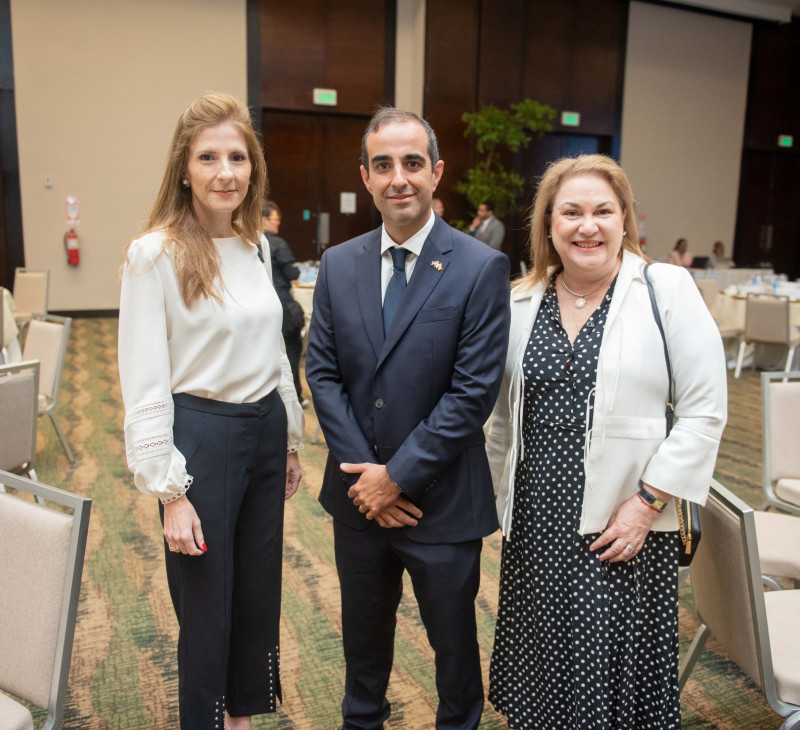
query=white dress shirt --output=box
[119,230,304,502]
[380,210,435,302]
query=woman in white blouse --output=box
[118,94,303,730]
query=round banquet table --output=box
[713,292,800,371]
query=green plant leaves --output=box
[457,99,556,222]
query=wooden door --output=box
[734,151,800,278]
[262,111,380,262]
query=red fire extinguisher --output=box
[64,228,80,266]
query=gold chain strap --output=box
[675,496,692,555]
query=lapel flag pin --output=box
[431,260,443,271]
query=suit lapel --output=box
[377,222,452,369]
[355,232,385,360]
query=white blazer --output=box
[487,250,727,539]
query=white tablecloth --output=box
[696,268,774,290]
[291,283,315,355]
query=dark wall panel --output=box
[734,17,800,278]
[424,0,628,270]
[261,0,387,115]
[477,0,525,105]
[0,0,22,288]
[522,0,627,136]
[423,0,480,227]
[743,17,800,152]
[735,151,800,275]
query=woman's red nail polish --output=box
[202,543,208,552]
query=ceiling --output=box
[668,0,800,22]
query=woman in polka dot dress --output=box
[486,155,727,729]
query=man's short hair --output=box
[481,201,495,213]
[262,201,280,218]
[361,107,440,171]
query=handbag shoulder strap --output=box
[643,263,675,436]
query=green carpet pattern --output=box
[13,317,786,728]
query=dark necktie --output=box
[383,247,410,333]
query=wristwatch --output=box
[638,485,667,513]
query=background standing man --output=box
[262,201,306,405]
[468,201,505,250]
[306,108,510,730]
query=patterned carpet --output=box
[15,317,786,728]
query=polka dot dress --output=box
[489,277,681,730]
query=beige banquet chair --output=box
[755,510,800,590]
[0,360,40,481]
[734,294,800,378]
[695,277,718,310]
[761,371,800,516]
[12,268,49,326]
[695,277,742,342]
[0,469,91,730]
[22,314,75,464]
[678,480,800,730]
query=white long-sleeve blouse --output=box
[118,230,304,502]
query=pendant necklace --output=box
[561,277,603,309]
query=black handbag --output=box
[643,264,702,567]
[257,242,306,334]
[282,299,306,335]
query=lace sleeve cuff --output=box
[125,422,193,502]
[160,475,194,504]
[285,398,305,453]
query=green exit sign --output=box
[778,135,793,148]
[561,111,581,127]
[313,88,337,106]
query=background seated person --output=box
[667,238,693,268]
[707,241,735,269]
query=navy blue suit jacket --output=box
[306,216,510,544]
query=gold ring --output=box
[358,505,367,513]
[168,542,181,552]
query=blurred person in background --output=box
[262,200,307,404]
[667,237,693,267]
[468,201,505,250]
[707,240,735,269]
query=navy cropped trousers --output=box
[160,390,287,729]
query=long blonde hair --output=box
[520,154,644,290]
[125,93,268,306]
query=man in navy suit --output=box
[306,108,510,730]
